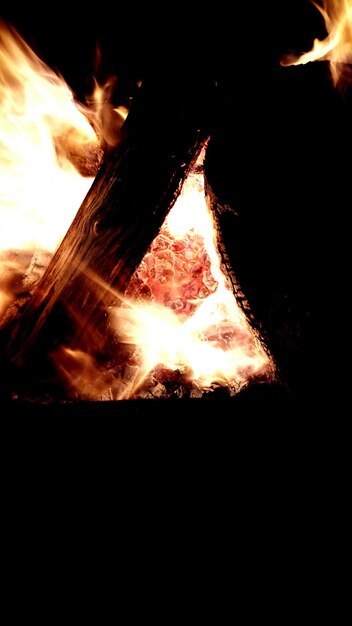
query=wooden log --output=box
[5,75,217,377]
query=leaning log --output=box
[5,76,217,384]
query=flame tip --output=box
[282,0,352,86]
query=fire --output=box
[281,0,352,85]
[100,160,272,399]
[53,161,273,401]
[0,21,100,251]
[0,21,275,401]
[0,21,101,321]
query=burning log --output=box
[4,76,218,395]
[0,18,276,403]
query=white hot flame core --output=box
[111,164,273,396]
[0,22,97,253]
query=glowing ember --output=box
[107,158,274,399]
[281,0,352,85]
[52,161,274,401]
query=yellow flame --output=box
[281,0,352,85]
[0,21,99,253]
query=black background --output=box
[1,1,349,411]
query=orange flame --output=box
[281,0,352,85]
